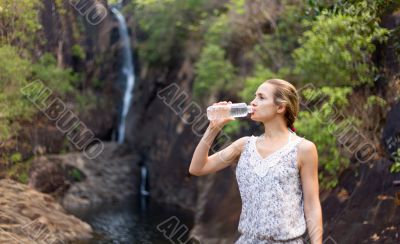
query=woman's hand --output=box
[208,101,235,130]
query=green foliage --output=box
[129,0,206,65]
[0,45,35,141]
[123,0,395,192]
[75,90,97,112]
[10,152,22,163]
[389,26,400,66]
[293,1,389,87]
[108,0,120,4]
[390,148,400,173]
[296,86,355,189]
[32,53,80,95]
[364,95,386,110]
[134,0,175,5]
[223,120,250,138]
[228,0,246,15]
[0,47,80,141]
[6,159,31,184]
[17,172,29,184]
[71,44,86,61]
[0,45,31,87]
[0,0,42,48]
[251,3,306,71]
[92,78,104,90]
[204,14,231,47]
[193,44,234,101]
[239,65,276,102]
[68,168,83,182]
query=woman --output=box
[189,79,323,244]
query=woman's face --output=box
[250,83,281,122]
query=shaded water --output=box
[80,197,194,243]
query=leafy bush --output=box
[0,0,42,48]
[293,1,389,87]
[0,47,80,141]
[68,168,84,182]
[193,44,234,101]
[390,148,400,174]
[296,86,355,189]
[32,53,79,95]
[6,159,31,184]
[0,45,35,140]
[250,3,306,71]
[203,14,231,47]
[71,44,86,61]
[128,0,206,66]
[239,65,276,102]
[10,153,22,163]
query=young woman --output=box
[189,79,323,244]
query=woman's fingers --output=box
[211,100,233,106]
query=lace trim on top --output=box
[249,133,304,177]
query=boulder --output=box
[0,179,92,243]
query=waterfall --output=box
[111,2,150,210]
[140,166,150,196]
[111,6,135,144]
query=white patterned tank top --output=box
[235,131,306,243]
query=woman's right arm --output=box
[188,102,248,176]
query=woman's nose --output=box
[250,100,257,107]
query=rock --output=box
[189,168,241,243]
[382,101,400,156]
[29,157,71,194]
[28,142,140,214]
[0,179,92,243]
[322,160,400,243]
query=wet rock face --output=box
[322,160,400,243]
[382,102,400,156]
[190,168,241,244]
[123,54,201,211]
[0,179,92,243]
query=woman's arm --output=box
[299,140,323,244]
[188,124,248,176]
[189,101,248,176]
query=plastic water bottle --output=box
[207,103,253,120]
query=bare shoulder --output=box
[228,136,251,165]
[298,138,317,155]
[232,136,251,152]
[297,138,318,168]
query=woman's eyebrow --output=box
[255,92,265,96]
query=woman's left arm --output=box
[298,140,323,244]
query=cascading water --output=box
[140,166,150,196]
[111,0,150,203]
[111,6,135,144]
[82,3,193,243]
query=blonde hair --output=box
[264,79,299,130]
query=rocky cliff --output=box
[124,2,400,243]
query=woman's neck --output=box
[262,120,290,140]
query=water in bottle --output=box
[207,102,253,120]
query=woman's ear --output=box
[276,103,286,114]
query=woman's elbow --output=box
[189,170,199,176]
[188,168,203,176]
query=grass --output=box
[6,159,32,184]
